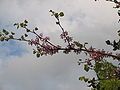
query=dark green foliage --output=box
[98,79,120,90]
[94,60,118,80]
[84,64,90,72]
[93,60,120,90]
[26,29,30,32]
[80,60,120,90]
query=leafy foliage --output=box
[98,79,120,90]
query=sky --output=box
[0,0,119,90]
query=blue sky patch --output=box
[0,40,27,59]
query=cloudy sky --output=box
[0,0,119,90]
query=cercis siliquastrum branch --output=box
[95,0,120,8]
[0,11,120,60]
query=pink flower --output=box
[35,37,39,43]
[29,38,39,46]
[60,31,68,39]
[66,36,72,42]
[63,31,68,36]
[44,36,50,41]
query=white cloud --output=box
[0,0,119,90]
[0,53,90,90]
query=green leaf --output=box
[2,29,9,35]
[24,34,28,37]
[11,32,15,35]
[35,27,38,30]
[84,64,89,72]
[2,29,6,33]
[79,76,85,81]
[14,23,19,29]
[118,10,120,16]
[20,23,24,27]
[14,23,18,26]
[0,37,4,41]
[84,78,88,82]
[118,33,120,36]
[49,10,52,12]
[33,50,36,54]
[26,29,30,32]
[17,25,19,29]
[0,33,2,37]
[118,40,120,49]
[36,53,40,58]
[79,76,89,82]
[59,12,64,17]
[24,20,28,23]
[54,13,59,18]
[21,35,25,40]
[74,41,83,48]
[9,35,13,39]
[106,40,111,45]
[56,22,59,24]
[5,38,9,41]
[24,24,27,27]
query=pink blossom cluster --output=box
[28,33,50,46]
[37,44,60,56]
[28,33,61,56]
[89,51,103,60]
[60,31,72,42]
[88,47,112,60]
[28,37,39,46]
[39,33,50,42]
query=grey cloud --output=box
[0,0,118,90]
[0,53,89,90]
